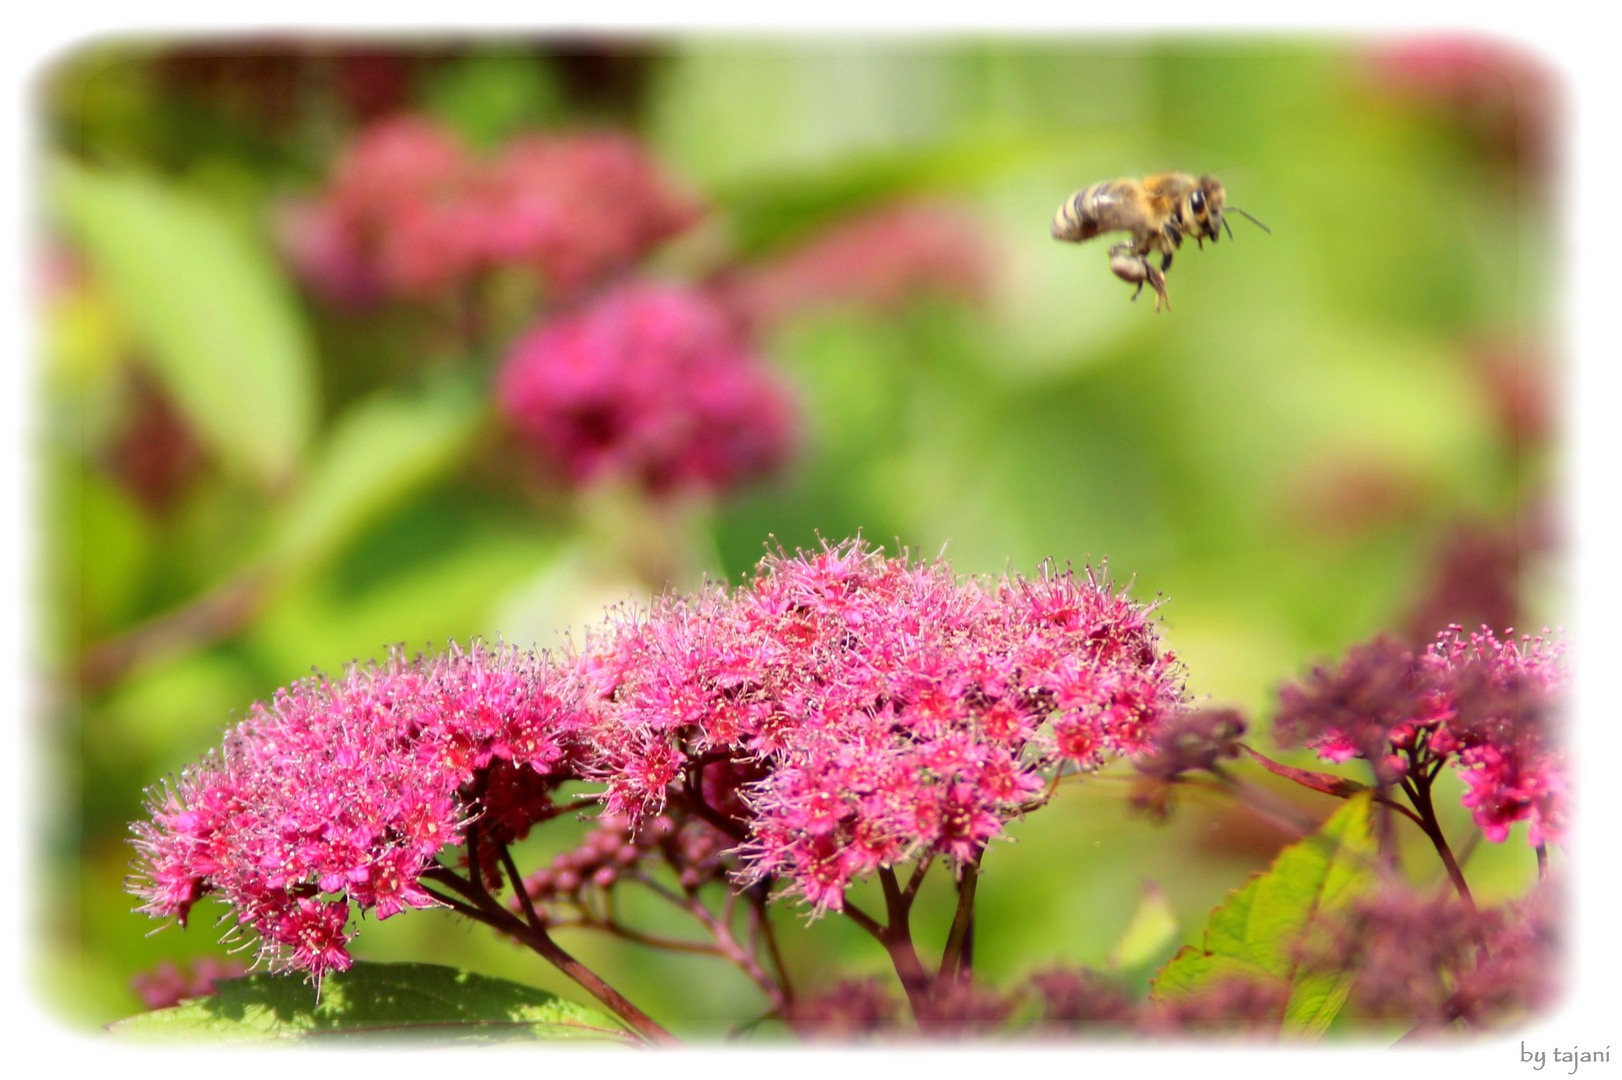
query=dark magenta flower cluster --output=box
[130,540,1185,975]
[1274,626,1567,847]
[495,283,798,496]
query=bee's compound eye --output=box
[1190,190,1206,214]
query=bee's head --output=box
[1181,175,1227,244]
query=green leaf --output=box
[1151,793,1376,1038]
[107,961,635,1045]
[1107,881,1179,971]
[711,132,1066,257]
[50,159,317,487]
[422,50,564,150]
[266,384,484,574]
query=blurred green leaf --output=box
[713,132,1065,257]
[50,159,317,487]
[1150,794,1376,1037]
[250,528,561,682]
[107,961,634,1045]
[99,651,257,776]
[55,462,153,645]
[267,384,484,574]
[423,50,565,150]
[1107,881,1179,971]
[652,46,961,191]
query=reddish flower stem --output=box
[591,919,726,956]
[902,857,932,904]
[422,844,678,1046]
[498,843,545,932]
[1227,749,1429,831]
[749,889,795,1006]
[1402,773,1477,914]
[935,853,981,989]
[620,872,786,1009]
[844,873,935,1029]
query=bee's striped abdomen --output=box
[1050,181,1137,243]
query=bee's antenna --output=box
[1221,218,1234,241]
[1226,207,1271,234]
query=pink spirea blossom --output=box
[1425,629,1567,845]
[131,542,1182,966]
[276,115,700,305]
[581,539,1184,914]
[1275,626,1567,847]
[496,282,798,496]
[129,643,592,977]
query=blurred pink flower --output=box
[276,115,700,306]
[1368,35,1558,176]
[1305,875,1560,1027]
[496,282,798,496]
[481,132,703,294]
[270,198,388,309]
[130,957,247,1011]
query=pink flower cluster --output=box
[130,643,592,975]
[582,540,1185,913]
[131,541,1183,972]
[495,283,798,495]
[1430,629,1567,845]
[1275,626,1567,846]
[276,115,701,305]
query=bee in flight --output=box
[1051,173,1269,311]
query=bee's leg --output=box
[1145,261,1170,312]
[1160,250,1174,272]
[1110,252,1170,310]
[1109,251,1151,300]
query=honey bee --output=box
[1051,173,1269,311]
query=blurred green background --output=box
[37,36,1560,1034]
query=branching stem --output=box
[844,870,935,1028]
[423,850,677,1045]
[1405,773,1476,914]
